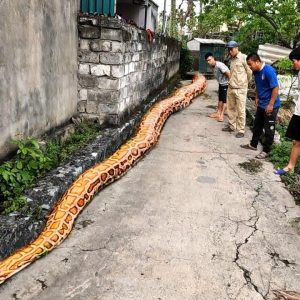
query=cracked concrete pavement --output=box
[0,79,300,300]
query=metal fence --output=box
[80,0,115,15]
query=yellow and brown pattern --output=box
[273,290,300,300]
[0,74,207,284]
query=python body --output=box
[0,74,207,284]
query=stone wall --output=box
[0,1,79,160]
[77,16,181,126]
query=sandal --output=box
[274,168,294,175]
[218,117,224,122]
[255,151,268,159]
[240,144,257,151]
[208,112,219,119]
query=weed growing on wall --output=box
[0,139,52,214]
[59,122,100,162]
[0,121,101,214]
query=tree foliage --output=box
[173,0,300,52]
[180,37,194,75]
[198,0,300,50]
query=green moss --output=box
[238,159,263,174]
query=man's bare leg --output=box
[284,140,300,172]
[209,101,222,119]
[218,102,226,122]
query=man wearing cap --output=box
[222,41,252,138]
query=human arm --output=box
[246,63,252,82]
[255,94,259,107]
[265,86,279,113]
[265,67,280,113]
[224,70,230,78]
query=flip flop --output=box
[274,168,293,175]
[256,151,268,159]
[208,113,219,118]
[274,169,288,175]
[218,117,224,122]
[240,144,257,150]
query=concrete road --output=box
[1,80,300,300]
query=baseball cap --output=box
[226,41,239,48]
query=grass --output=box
[44,121,102,166]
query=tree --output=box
[176,0,197,34]
[194,0,300,51]
[170,0,178,38]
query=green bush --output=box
[0,139,52,200]
[274,57,293,75]
[269,124,300,174]
[0,121,101,214]
[180,47,194,76]
[269,139,292,168]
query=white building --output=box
[116,0,158,31]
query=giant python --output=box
[0,74,207,284]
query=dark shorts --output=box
[286,114,300,141]
[218,85,228,103]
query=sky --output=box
[154,0,183,13]
[153,0,200,14]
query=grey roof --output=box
[149,0,159,7]
[194,38,226,45]
[150,0,158,7]
[257,43,292,64]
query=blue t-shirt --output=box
[254,64,280,109]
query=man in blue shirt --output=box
[241,53,280,158]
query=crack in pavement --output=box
[211,148,269,298]
[262,233,297,268]
[269,252,296,267]
[217,150,298,298]
[79,246,108,252]
[36,278,48,290]
[218,154,269,298]
[232,183,269,299]
[219,154,252,187]
[78,233,115,253]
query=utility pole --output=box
[170,0,177,38]
[162,0,167,34]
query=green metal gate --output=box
[199,44,226,74]
[80,0,115,15]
